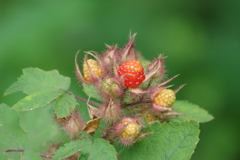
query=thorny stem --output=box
[122,100,152,108]
[1,149,54,159]
[64,90,152,108]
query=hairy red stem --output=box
[2,149,53,159]
[122,100,152,108]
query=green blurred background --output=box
[0,0,239,159]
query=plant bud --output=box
[99,77,123,99]
[147,56,165,79]
[99,100,121,122]
[54,114,67,127]
[63,110,85,139]
[102,45,118,67]
[119,33,138,62]
[115,117,142,146]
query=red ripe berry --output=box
[118,59,145,88]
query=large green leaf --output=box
[52,139,91,160]
[82,138,117,160]
[54,93,76,118]
[12,88,63,111]
[22,149,42,160]
[53,138,117,160]
[118,121,200,160]
[4,68,70,96]
[0,104,28,154]
[20,103,68,153]
[173,100,214,123]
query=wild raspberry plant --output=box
[0,33,213,160]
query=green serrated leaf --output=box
[118,121,200,160]
[20,103,68,153]
[22,149,42,160]
[54,93,76,118]
[83,138,117,160]
[53,138,117,160]
[173,100,214,123]
[4,68,70,96]
[82,83,102,101]
[52,139,91,160]
[12,88,63,111]
[0,104,28,150]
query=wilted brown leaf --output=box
[83,118,100,135]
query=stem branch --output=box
[2,149,53,159]
[122,100,152,108]
[63,90,151,108]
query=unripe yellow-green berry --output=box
[103,78,119,93]
[99,100,121,122]
[144,112,159,122]
[153,89,176,107]
[83,59,102,82]
[120,121,140,138]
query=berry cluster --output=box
[73,33,184,146]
